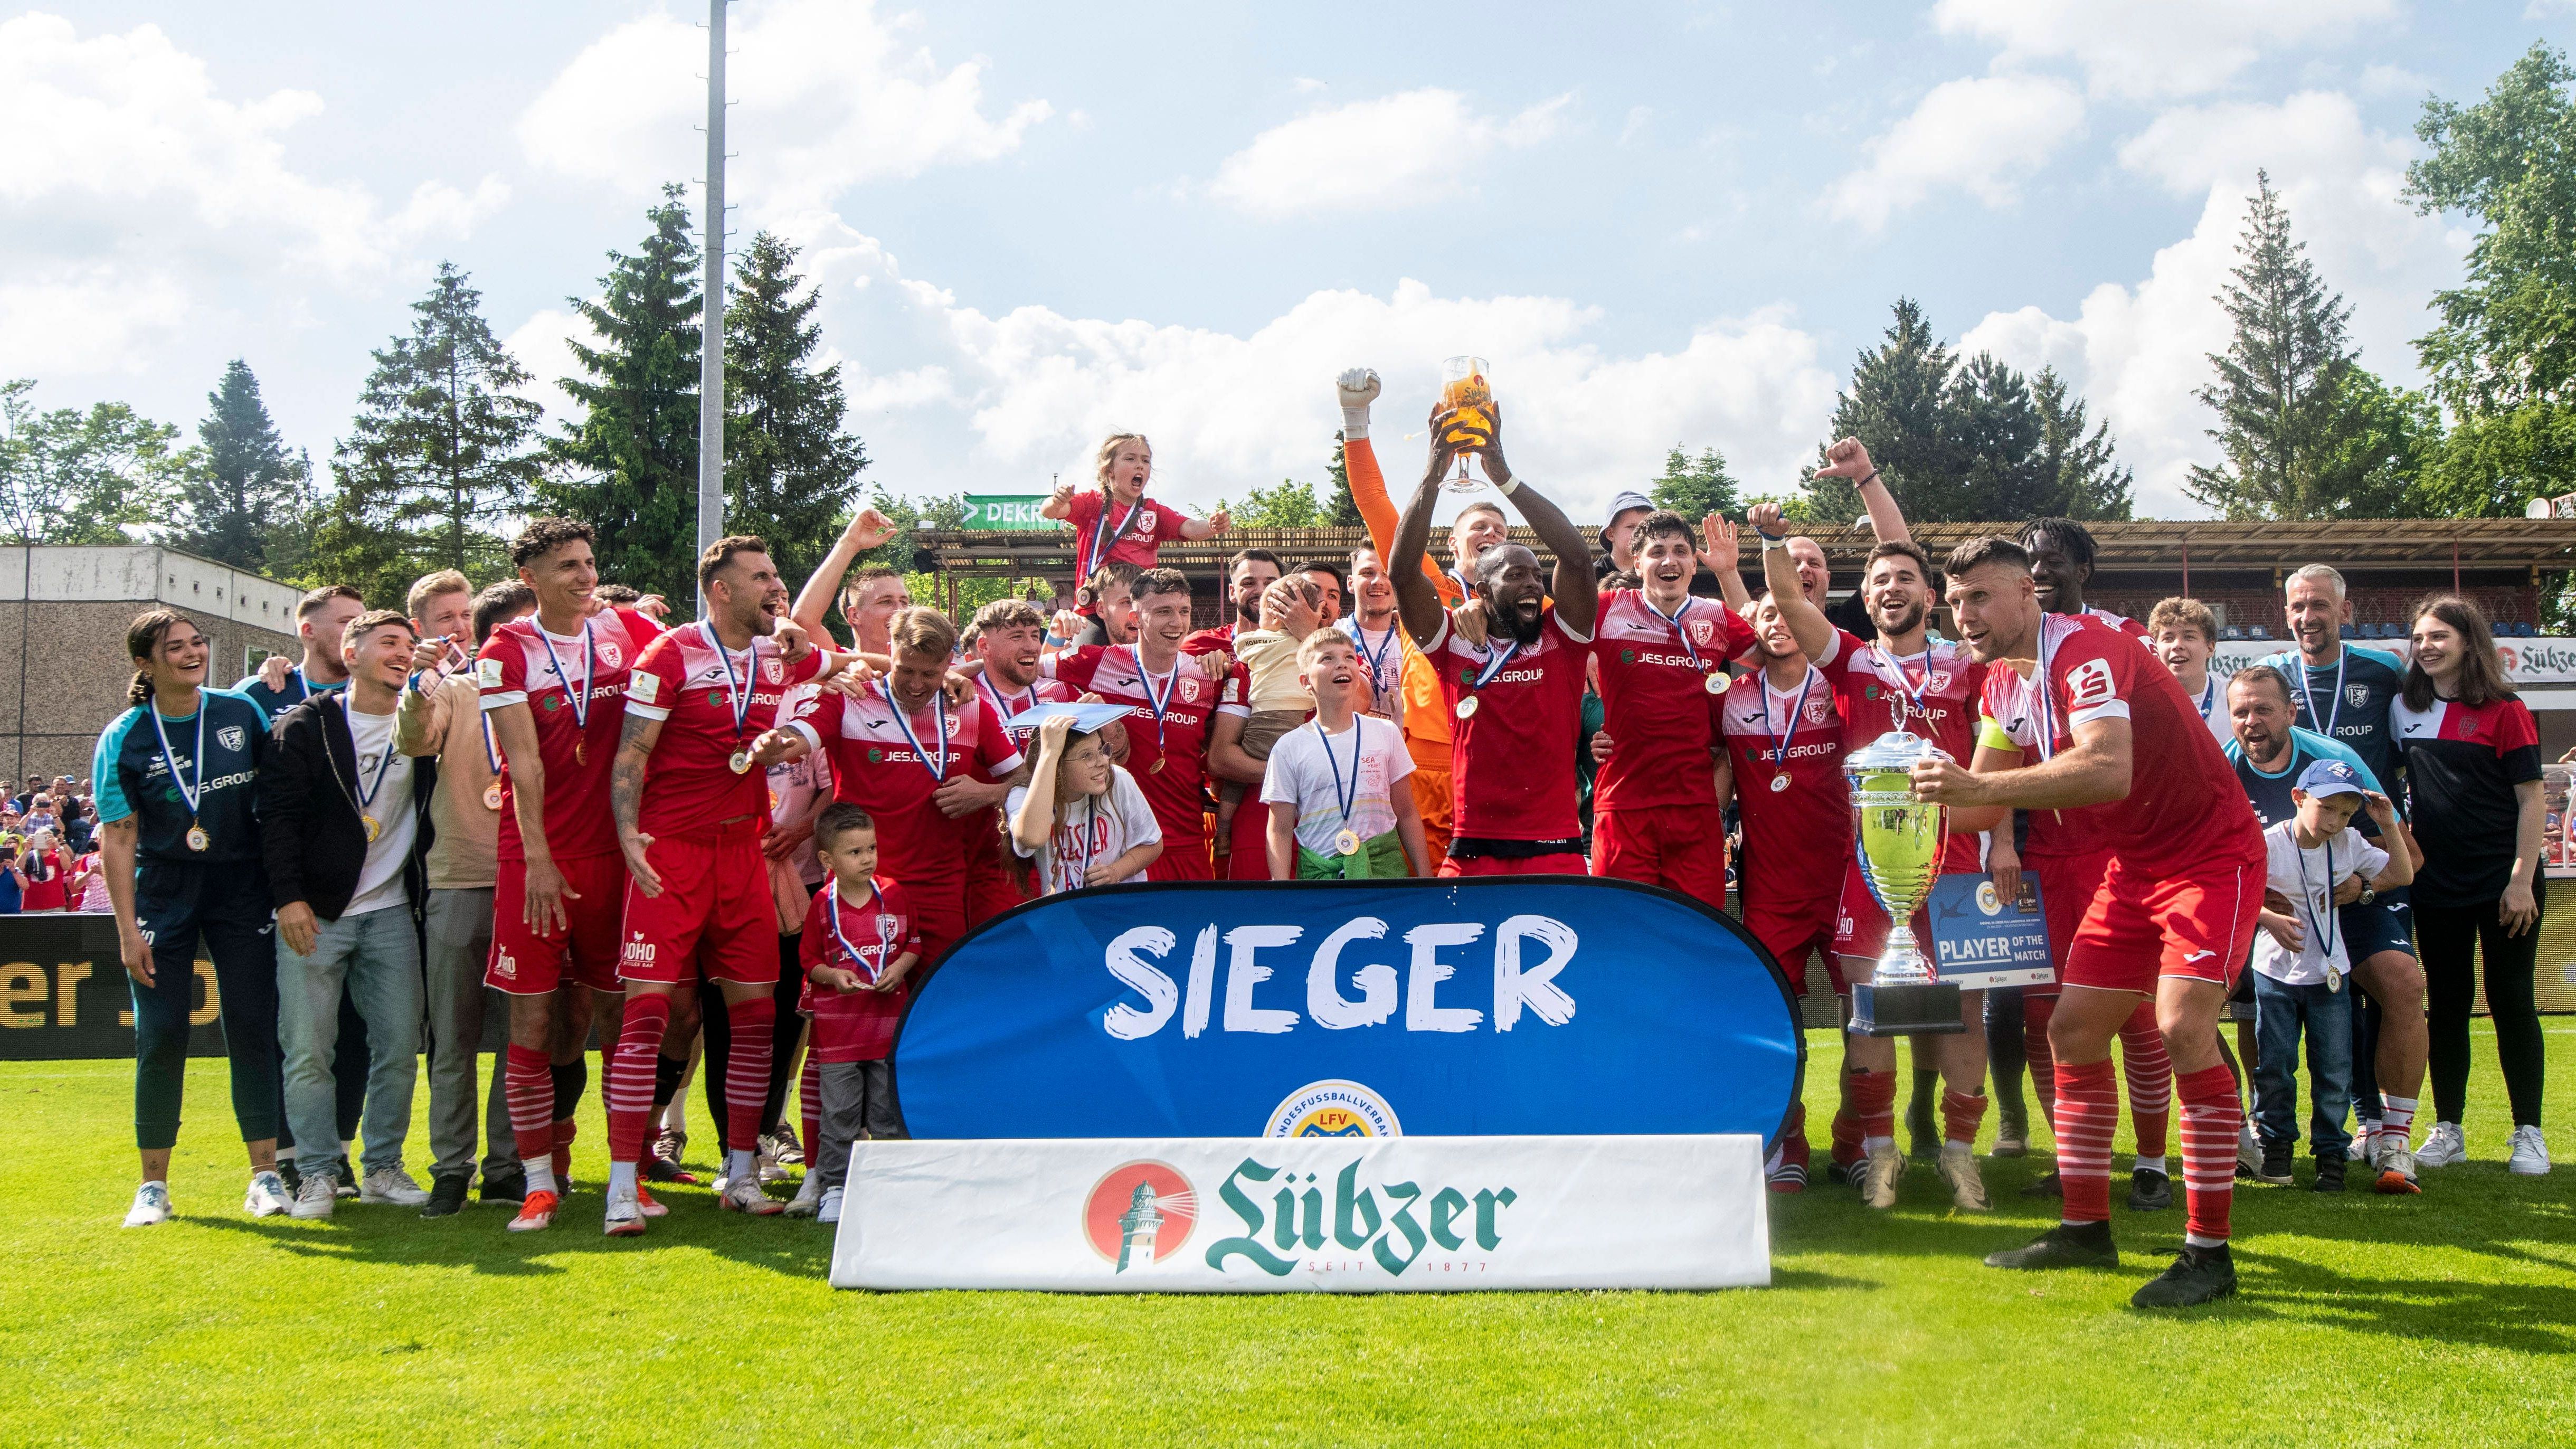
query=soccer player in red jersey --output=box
[1042,569,1247,880]
[766,606,1024,969]
[961,598,1087,919]
[1388,400,1598,877]
[1588,510,1755,907]
[477,518,666,1233]
[1715,592,1850,1187]
[2022,517,2152,641]
[600,536,831,1234]
[1183,549,1283,656]
[1756,511,1995,1211]
[1914,536,2266,1308]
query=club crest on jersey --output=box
[1803,698,1831,724]
[1135,509,1158,536]
[1178,678,1200,703]
[1690,618,1716,645]
[1929,673,1951,691]
[217,726,246,752]
[2345,684,2370,707]
[763,659,785,685]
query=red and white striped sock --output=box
[1779,1102,1811,1169]
[2053,1057,2118,1225]
[1851,1070,1898,1152]
[605,994,670,1167]
[2119,1001,2173,1169]
[725,996,777,1156]
[504,1043,557,1192]
[1942,1090,1988,1151]
[800,1054,823,1170]
[2177,1063,2240,1245]
[2378,1093,2417,1149]
[2025,993,2060,1133]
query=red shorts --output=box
[486,851,627,996]
[2025,848,2114,999]
[908,874,971,970]
[1831,858,1938,967]
[1438,851,1589,878]
[617,827,775,987]
[1589,804,1728,908]
[1146,831,1213,882]
[965,840,1029,924]
[1224,794,1271,882]
[1746,896,1842,997]
[2063,854,2263,996]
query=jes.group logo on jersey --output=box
[1266,1079,1401,1138]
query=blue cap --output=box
[1001,700,1137,737]
[2296,759,2366,800]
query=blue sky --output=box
[5,1,2571,527]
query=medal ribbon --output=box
[1765,668,1819,769]
[148,700,207,820]
[1060,798,1101,893]
[537,621,597,731]
[2300,651,2347,742]
[1347,620,1400,697]
[1469,638,1523,692]
[2295,836,2340,968]
[1874,643,1934,727]
[2199,673,2218,725]
[977,673,1036,727]
[351,714,397,819]
[701,622,760,746]
[878,679,950,782]
[827,880,894,983]
[1127,645,1176,754]
[481,712,501,775]
[2033,617,2062,762]
[1315,719,1363,832]
[1088,496,1141,576]
[1643,595,1703,672]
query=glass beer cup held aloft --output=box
[1439,355,1495,494]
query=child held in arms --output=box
[788,804,921,1227]
[1261,629,1431,880]
[2249,761,2415,1194]
[1008,707,1164,896]
[1039,433,1230,589]
[1212,576,1330,854]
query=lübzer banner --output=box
[891,878,1806,1145]
[829,1134,1772,1292]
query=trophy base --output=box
[1849,981,1965,1038]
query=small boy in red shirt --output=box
[785,803,920,1226]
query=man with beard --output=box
[1389,399,1597,877]
[1757,515,1993,1211]
[1062,561,1142,650]
[1185,549,1284,655]
[2257,564,2427,1189]
[1766,439,1914,639]
[1916,537,2264,1309]
[601,537,831,1234]
[1297,560,1347,628]
[964,598,1090,920]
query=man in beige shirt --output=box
[396,573,537,1217]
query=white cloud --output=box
[1961,91,2469,516]
[1208,89,1573,217]
[500,308,595,431]
[0,13,503,380]
[1931,0,2404,100]
[518,0,1050,212]
[1823,75,2085,231]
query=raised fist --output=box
[1747,501,1785,535]
[1817,437,1875,481]
[1337,368,1382,410]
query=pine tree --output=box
[1816,299,1958,522]
[171,360,309,572]
[2030,367,2135,520]
[538,185,704,603]
[2186,172,2380,519]
[1326,433,1361,526]
[1647,446,1741,518]
[324,262,542,599]
[723,232,869,593]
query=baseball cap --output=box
[2296,759,2366,800]
[1604,491,1654,527]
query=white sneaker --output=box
[2346,1134,2369,1161]
[359,1166,430,1206]
[2417,1122,2467,1168]
[1859,1141,1906,1210]
[291,1174,336,1219]
[124,1181,171,1227]
[2507,1125,2551,1176]
[602,1181,646,1238]
[1936,1144,1991,1211]
[2237,1122,2262,1176]
[243,1170,291,1218]
[818,1186,844,1225]
[719,1175,784,1216]
[784,1171,824,1218]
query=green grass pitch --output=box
[6,1025,2571,1446]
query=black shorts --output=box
[2337,886,2416,964]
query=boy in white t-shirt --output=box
[1007,706,1163,895]
[1261,630,1430,880]
[2249,760,2414,1192]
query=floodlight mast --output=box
[695,0,728,614]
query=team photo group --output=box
[94,364,2553,1314]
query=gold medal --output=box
[1455,696,1480,719]
[185,824,210,852]
[1768,772,1790,793]
[362,815,381,844]
[574,740,587,766]
[482,780,504,811]
[728,751,753,775]
[1333,828,1362,857]
[1148,756,1166,775]
[1704,673,1725,695]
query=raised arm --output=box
[1478,403,1595,637]
[1340,368,1462,608]
[1815,437,1908,545]
[1390,428,1457,647]
[1750,500,1834,660]
[1702,514,1752,612]
[790,506,898,645]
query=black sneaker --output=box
[2257,1139,2294,1186]
[2312,1156,2346,1193]
[479,1166,527,1206]
[2128,1167,2173,1211]
[421,1171,471,1219]
[1906,1082,1940,1161]
[333,1156,359,1199]
[279,1157,303,1195]
[2131,1243,2237,1308]
[1984,1220,2119,1271]
[2020,1169,2064,1199]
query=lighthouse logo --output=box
[1083,1160,1197,1272]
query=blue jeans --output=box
[278,905,422,1179]
[2253,970,2355,1159]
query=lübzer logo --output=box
[217,726,247,752]
[1084,1160,1196,1272]
[1266,1079,1402,1139]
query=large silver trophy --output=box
[1844,730,1964,1037]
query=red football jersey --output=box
[622,622,830,838]
[2079,605,2154,645]
[476,607,664,862]
[790,684,1025,886]
[797,876,920,1062]
[1818,629,1986,870]
[971,672,1081,736]
[1041,645,1246,845]
[1066,490,1192,580]
[1719,665,1851,908]
[1590,588,1755,812]
[1980,611,2261,874]
[1425,607,1592,842]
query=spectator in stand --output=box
[73,843,111,913]
[62,795,96,854]
[0,845,19,913]
[2394,595,2552,1177]
[18,830,70,912]
[23,794,58,836]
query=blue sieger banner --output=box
[892,877,1806,1145]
